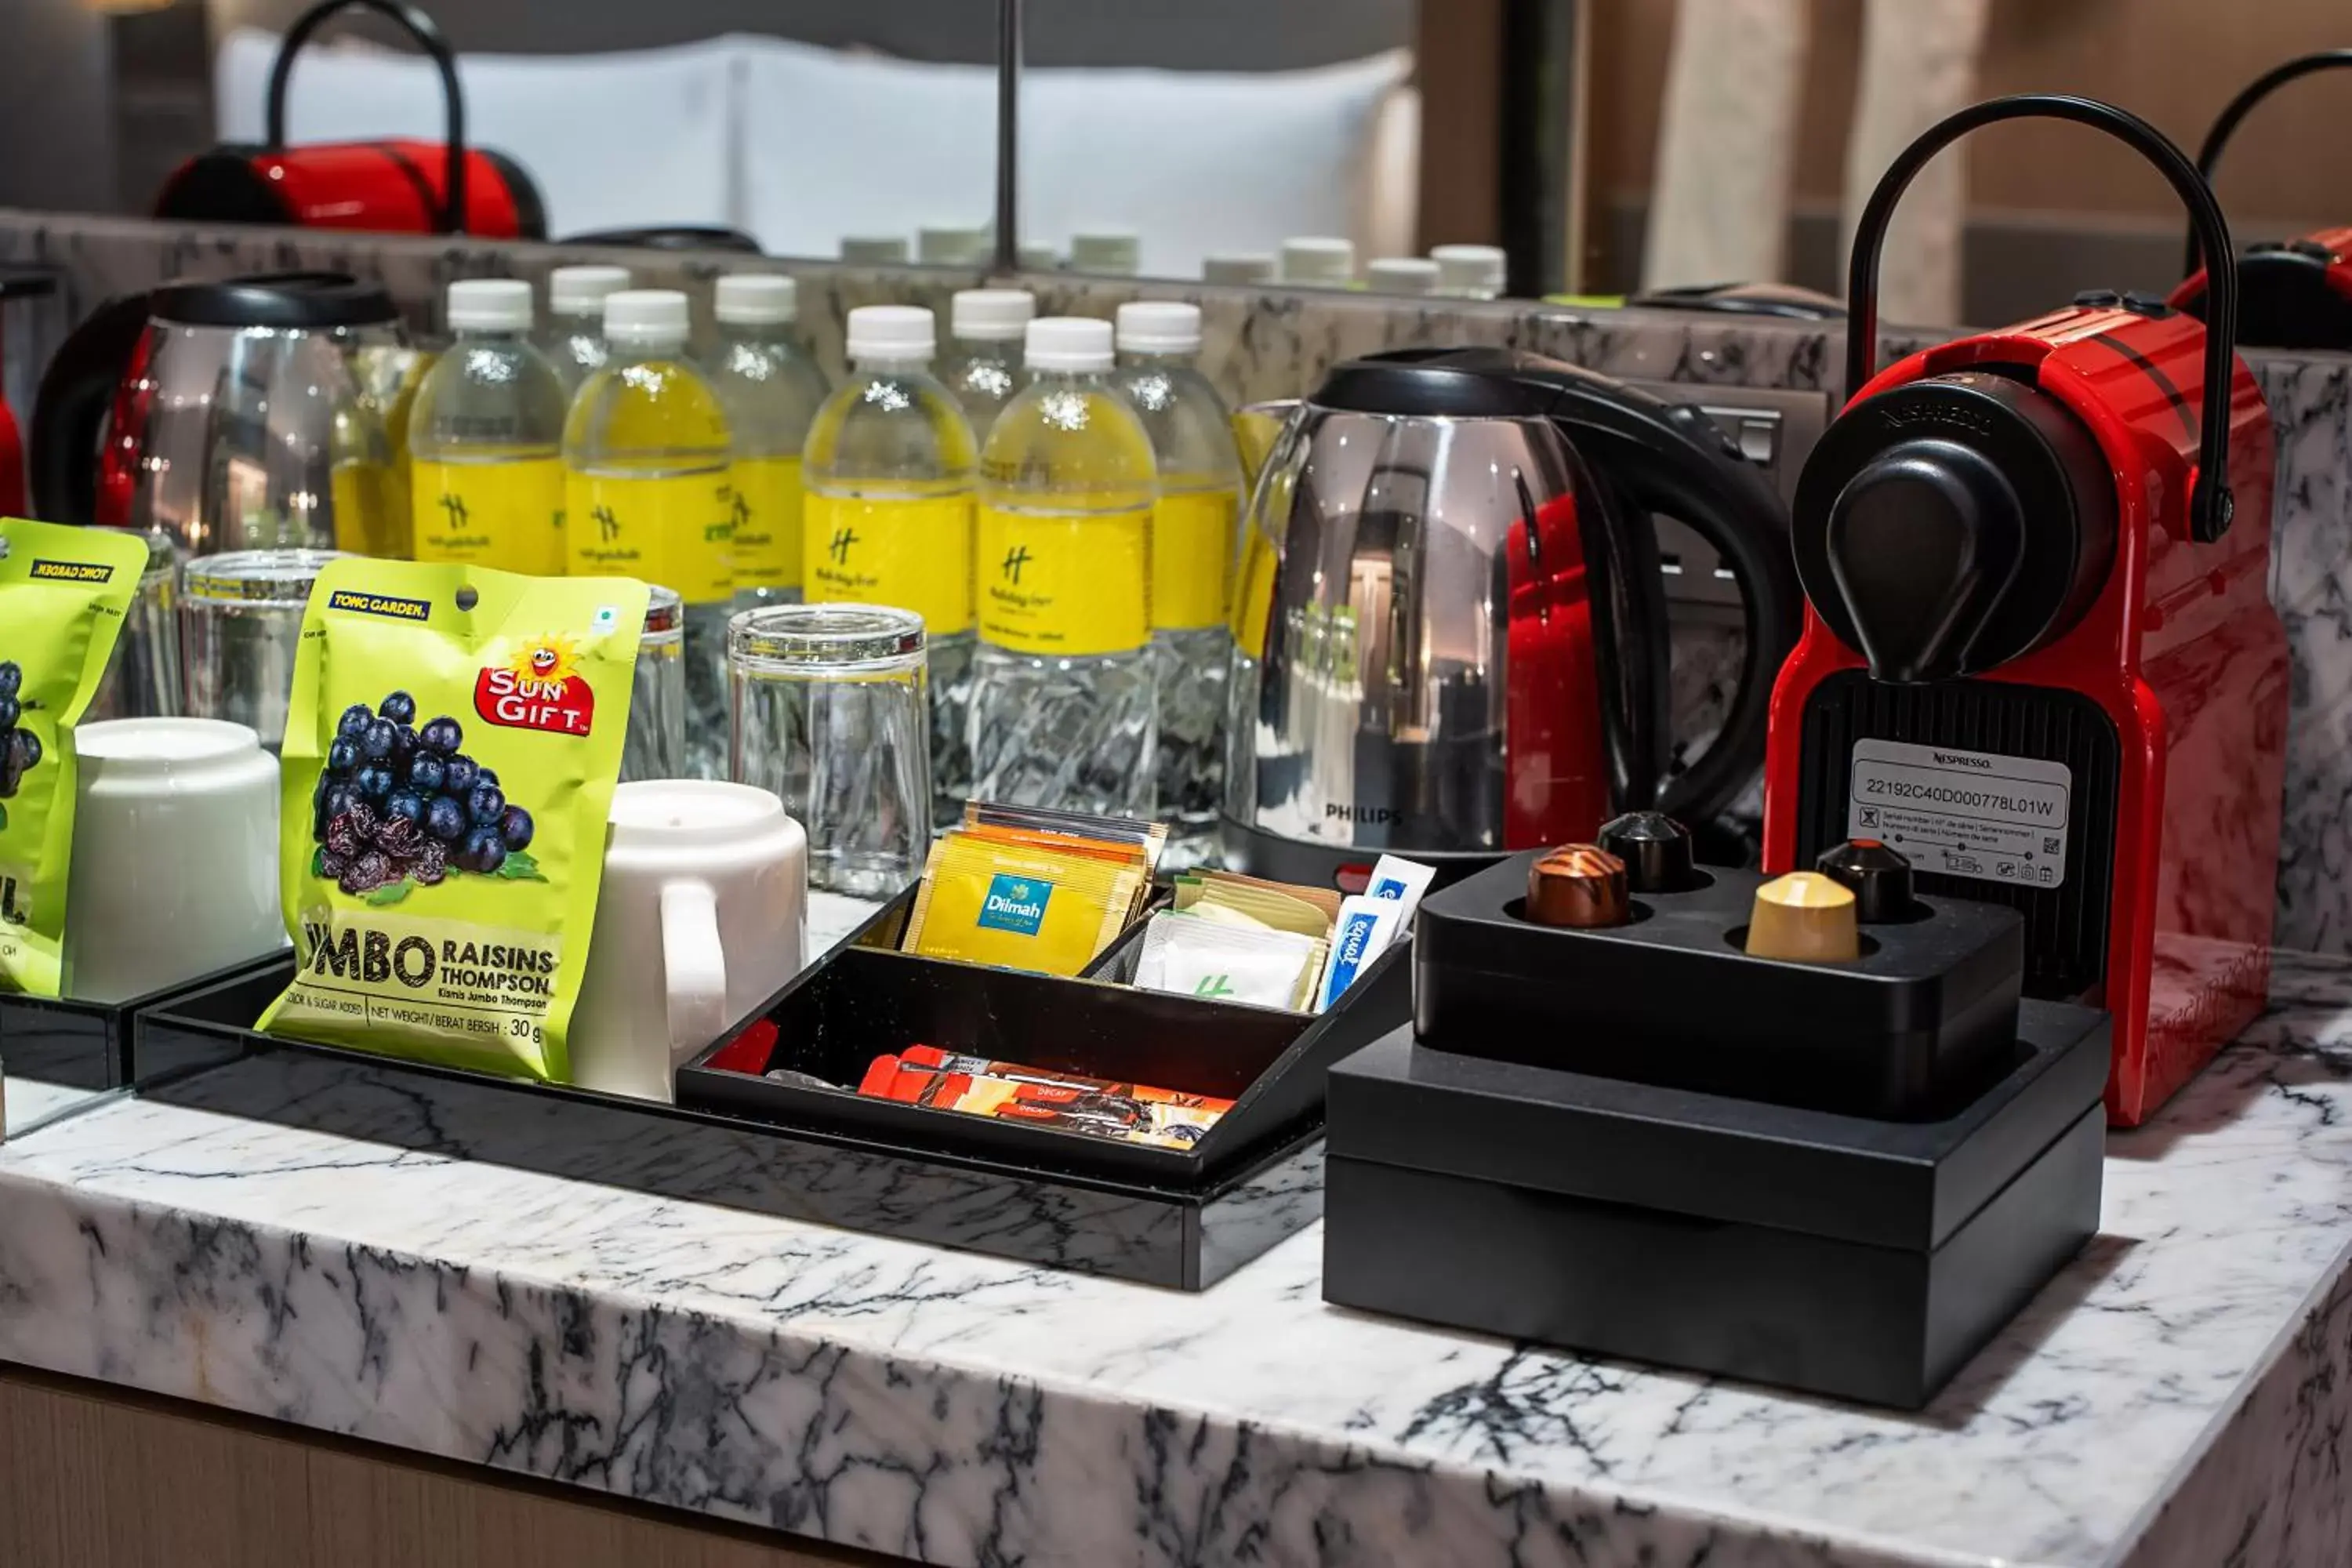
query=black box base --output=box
[1323,1003,2107,1409]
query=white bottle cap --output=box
[447,278,532,332]
[1116,300,1202,355]
[1025,316,1114,373]
[1203,253,1275,286]
[1069,230,1141,275]
[846,303,937,361]
[714,274,798,326]
[952,289,1035,343]
[1280,237,1356,287]
[603,289,690,347]
[547,264,630,318]
[1366,257,1441,295]
[840,234,910,264]
[918,226,991,266]
[1432,243,1508,293]
[1017,243,1061,272]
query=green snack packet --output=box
[259,559,649,1080]
[0,519,154,998]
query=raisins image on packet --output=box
[310,692,541,900]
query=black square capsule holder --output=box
[1413,849,2027,1119]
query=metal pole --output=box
[993,0,1022,274]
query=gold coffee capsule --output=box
[1526,844,1629,928]
[1744,871,1860,962]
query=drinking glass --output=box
[623,583,686,782]
[729,603,931,898]
[177,548,347,750]
[89,530,183,722]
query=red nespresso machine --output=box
[2169,49,2352,350]
[1764,95,2286,1127]
[152,0,545,240]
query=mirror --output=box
[42,0,1010,264]
[1014,0,1584,299]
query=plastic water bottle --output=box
[803,304,978,826]
[406,278,569,575]
[562,288,734,779]
[1116,302,1242,866]
[539,264,630,394]
[968,316,1159,816]
[705,274,829,612]
[938,289,1035,434]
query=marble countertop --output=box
[2,950,2351,1566]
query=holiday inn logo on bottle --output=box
[976,873,1051,936]
[474,634,598,735]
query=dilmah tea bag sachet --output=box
[901,804,1160,976]
[0,520,155,996]
[259,561,648,1080]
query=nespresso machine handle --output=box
[1847,93,2241,543]
[2185,49,2352,275]
[264,0,468,234]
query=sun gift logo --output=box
[474,635,596,735]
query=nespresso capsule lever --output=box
[1745,873,1860,962]
[1599,811,1699,893]
[1527,844,1629,928]
[1817,838,1917,923]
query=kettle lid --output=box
[1312,346,1566,417]
[151,270,400,330]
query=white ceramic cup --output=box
[63,717,285,1003]
[568,780,807,1102]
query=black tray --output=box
[1414,849,2024,1118]
[679,902,1412,1189]
[133,909,1410,1287]
[0,951,292,1094]
[1323,1000,2108,1408]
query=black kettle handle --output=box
[27,291,154,528]
[2186,50,2352,274]
[264,0,467,234]
[1847,93,2240,543]
[1541,452,1669,818]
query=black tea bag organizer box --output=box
[1414,849,2025,1119]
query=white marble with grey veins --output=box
[3,949,2352,1565]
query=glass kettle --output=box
[30,271,407,559]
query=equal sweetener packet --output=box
[258,559,648,1080]
[0,520,154,996]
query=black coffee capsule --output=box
[1598,810,1698,893]
[1816,837,1916,923]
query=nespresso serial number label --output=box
[1846,739,2071,890]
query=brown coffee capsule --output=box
[1815,837,1915,923]
[1526,844,1630,928]
[1744,871,1860,962]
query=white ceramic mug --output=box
[63,717,285,1003]
[568,780,807,1102]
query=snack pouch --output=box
[0,520,154,996]
[258,559,648,1080]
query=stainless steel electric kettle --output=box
[30,271,406,557]
[1222,347,1799,887]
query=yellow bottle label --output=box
[731,456,807,593]
[1229,525,1280,658]
[978,505,1151,657]
[1151,488,1237,630]
[564,470,734,604]
[802,492,975,635]
[410,458,565,575]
